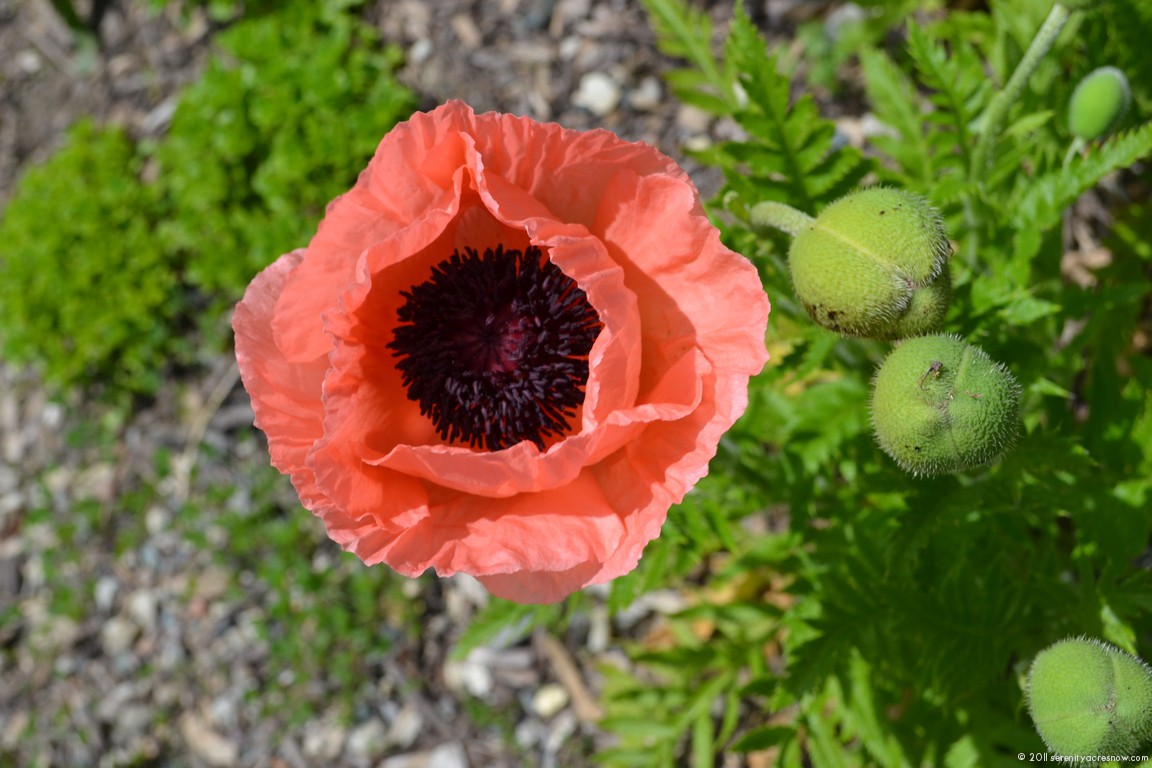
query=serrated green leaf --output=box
[860,47,933,184]
[641,0,736,114]
[1016,121,1152,229]
[733,725,795,752]
[996,293,1061,326]
[1004,109,1054,139]
[451,599,559,660]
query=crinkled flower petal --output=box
[233,100,770,603]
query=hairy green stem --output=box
[749,200,814,237]
[971,3,1072,176]
[1062,136,1086,168]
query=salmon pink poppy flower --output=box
[232,101,769,604]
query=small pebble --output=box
[15,50,41,75]
[573,72,622,116]
[515,718,546,749]
[380,742,469,768]
[385,703,424,750]
[544,709,579,752]
[101,617,139,655]
[675,104,713,135]
[94,575,119,613]
[302,720,345,761]
[443,653,495,698]
[180,712,239,768]
[346,718,389,761]
[127,590,159,633]
[145,505,170,535]
[532,683,570,719]
[627,76,663,112]
[114,704,156,739]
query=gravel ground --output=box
[0,1,817,765]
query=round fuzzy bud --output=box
[870,335,1019,476]
[1027,637,1152,761]
[788,188,951,340]
[1068,67,1131,141]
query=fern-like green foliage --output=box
[640,0,740,114]
[0,120,178,395]
[1016,121,1152,232]
[644,0,870,218]
[599,1,1152,766]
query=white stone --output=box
[94,575,119,613]
[209,695,238,729]
[127,590,158,633]
[515,718,546,749]
[75,462,116,502]
[543,709,579,752]
[451,573,490,609]
[558,35,582,61]
[443,653,494,698]
[627,76,663,112]
[587,604,610,653]
[424,741,468,768]
[302,720,345,761]
[572,72,622,116]
[532,683,570,719]
[675,104,713,134]
[345,718,389,761]
[179,713,238,767]
[385,703,424,750]
[15,50,41,75]
[380,742,468,768]
[408,38,433,65]
[145,505,170,535]
[192,565,231,602]
[115,705,155,739]
[101,616,139,655]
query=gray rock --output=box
[380,742,469,768]
[627,76,663,112]
[179,712,238,768]
[114,704,156,740]
[572,72,621,116]
[126,590,158,633]
[345,717,389,761]
[384,703,424,751]
[532,683,570,719]
[94,575,119,613]
[301,719,345,762]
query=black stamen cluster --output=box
[387,245,602,451]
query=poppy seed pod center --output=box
[387,244,602,452]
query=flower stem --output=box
[749,200,815,237]
[971,2,1072,176]
[1063,136,1086,169]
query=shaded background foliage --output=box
[0,0,415,397]
[2,0,1152,766]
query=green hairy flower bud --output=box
[1027,637,1152,761]
[788,188,951,340]
[870,335,1019,475]
[1068,66,1131,141]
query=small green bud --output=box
[788,188,951,340]
[870,335,1019,475]
[1027,637,1152,762]
[1068,66,1131,141]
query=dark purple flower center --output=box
[387,245,602,451]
